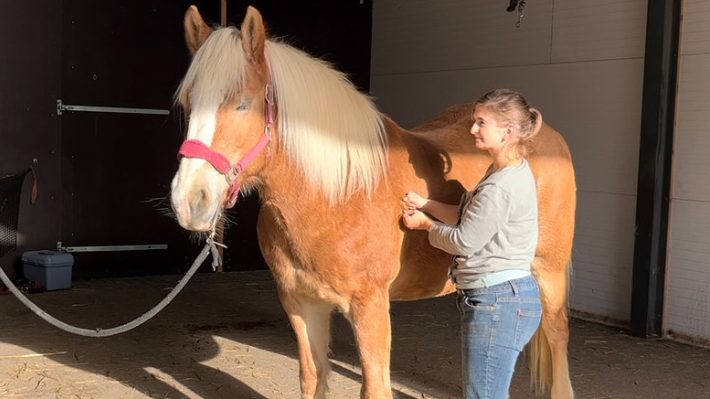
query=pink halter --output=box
[178,58,275,209]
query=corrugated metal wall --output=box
[665,0,710,343]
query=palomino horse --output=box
[170,6,576,399]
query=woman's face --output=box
[470,106,510,152]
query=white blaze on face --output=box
[171,105,229,229]
[187,106,219,143]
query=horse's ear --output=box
[240,6,266,64]
[184,5,213,55]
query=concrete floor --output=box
[1,271,709,398]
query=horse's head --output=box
[171,6,272,231]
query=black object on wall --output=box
[0,170,33,257]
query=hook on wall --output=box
[505,0,526,28]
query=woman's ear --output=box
[504,124,513,137]
[504,123,519,142]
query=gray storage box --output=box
[22,250,74,290]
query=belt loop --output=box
[509,279,520,296]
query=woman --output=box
[402,88,543,399]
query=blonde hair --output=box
[475,88,542,158]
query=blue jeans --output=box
[456,275,542,399]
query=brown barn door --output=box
[59,1,371,278]
[59,1,214,278]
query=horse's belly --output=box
[389,231,456,301]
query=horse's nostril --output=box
[189,189,210,217]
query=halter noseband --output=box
[178,60,275,209]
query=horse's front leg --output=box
[349,289,393,399]
[280,291,334,399]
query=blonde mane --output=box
[176,27,388,204]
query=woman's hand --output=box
[403,191,429,211]
[402,209,434,231]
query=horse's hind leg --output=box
[348,289,393,399]
[280,292,334,399]
[535,262,574,399]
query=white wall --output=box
[371,0,647,323]
[664,0,710,343]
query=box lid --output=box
[22,250,74,267]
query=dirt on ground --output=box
[1,271,709,398]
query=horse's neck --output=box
[258,150,308,202]
[256,148,339,226]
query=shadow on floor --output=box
[1,271,709,398]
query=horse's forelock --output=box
[175,27,247,112]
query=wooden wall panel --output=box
[0,0,62,277]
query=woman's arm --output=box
[403,192,460,225]
[428,185,511,256]
[422,200,460,225]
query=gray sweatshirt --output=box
[428,160,538,289]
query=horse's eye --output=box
[235,96,252,111]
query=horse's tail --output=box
[529,324,553,394]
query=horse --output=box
[170,6,576,399]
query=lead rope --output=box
[0,231,223,337]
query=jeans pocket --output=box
[462,295,496,312]
[514,305,542,350]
